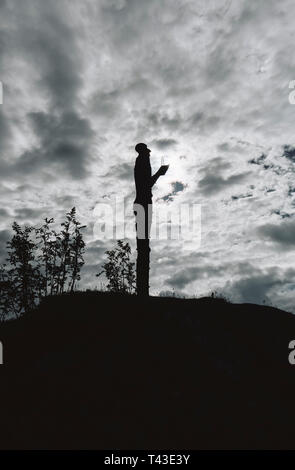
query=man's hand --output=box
[151,165,169,187]
[158,165,169,176]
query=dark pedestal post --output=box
[136,238,150,296]
[134,204,152,296]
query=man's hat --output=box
[135,143,147,154]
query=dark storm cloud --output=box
[0,229,10,245]
[283,145,295,163]
[250,146,295,179]
[29,111,94,179]
[202,157,231,172]
[217,142,232,152]
[271,209,292,219]
[54,194,75,207]
[86,240,109,258]
[231,193,253,201]
[0,110,11,154]
[0,208,9,218]
[248,154,267,165]
[198,170,250,196]
[13,6,83,110]
[0,229,10,263]
[203,36,236,87]
[217,140,254,155]
[104,162,133,182]
[0,1,83,119]
[190,112,203,125]
[13,207,45,221]
[92,77,157,119]
[162,181,186,202]
[82,263,102,276]
[258,220,295,248]
[91,89,121,118]
[187,111,221,134]
[166,264,224,289]
[0,111,95,180]
[146,111,182,131]
[99,0,168,54]
[83,239,114,284]
[172,181,185,193]
[153,138,178,149]
[167,260,293,308]
[225,267,288,305]
[197,156,251,196]
[0,0,95,181]
[247,153,275,172]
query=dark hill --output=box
[0,292,295,450]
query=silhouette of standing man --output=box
[133,143,168,296]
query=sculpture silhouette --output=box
[133,143,168,296]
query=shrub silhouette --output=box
[97,240,135,294]
[35,208,86,296]
[0,208,86,320]
[3,223,38,316]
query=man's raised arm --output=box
[151,166,168,187]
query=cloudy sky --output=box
[1,0,295,311]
